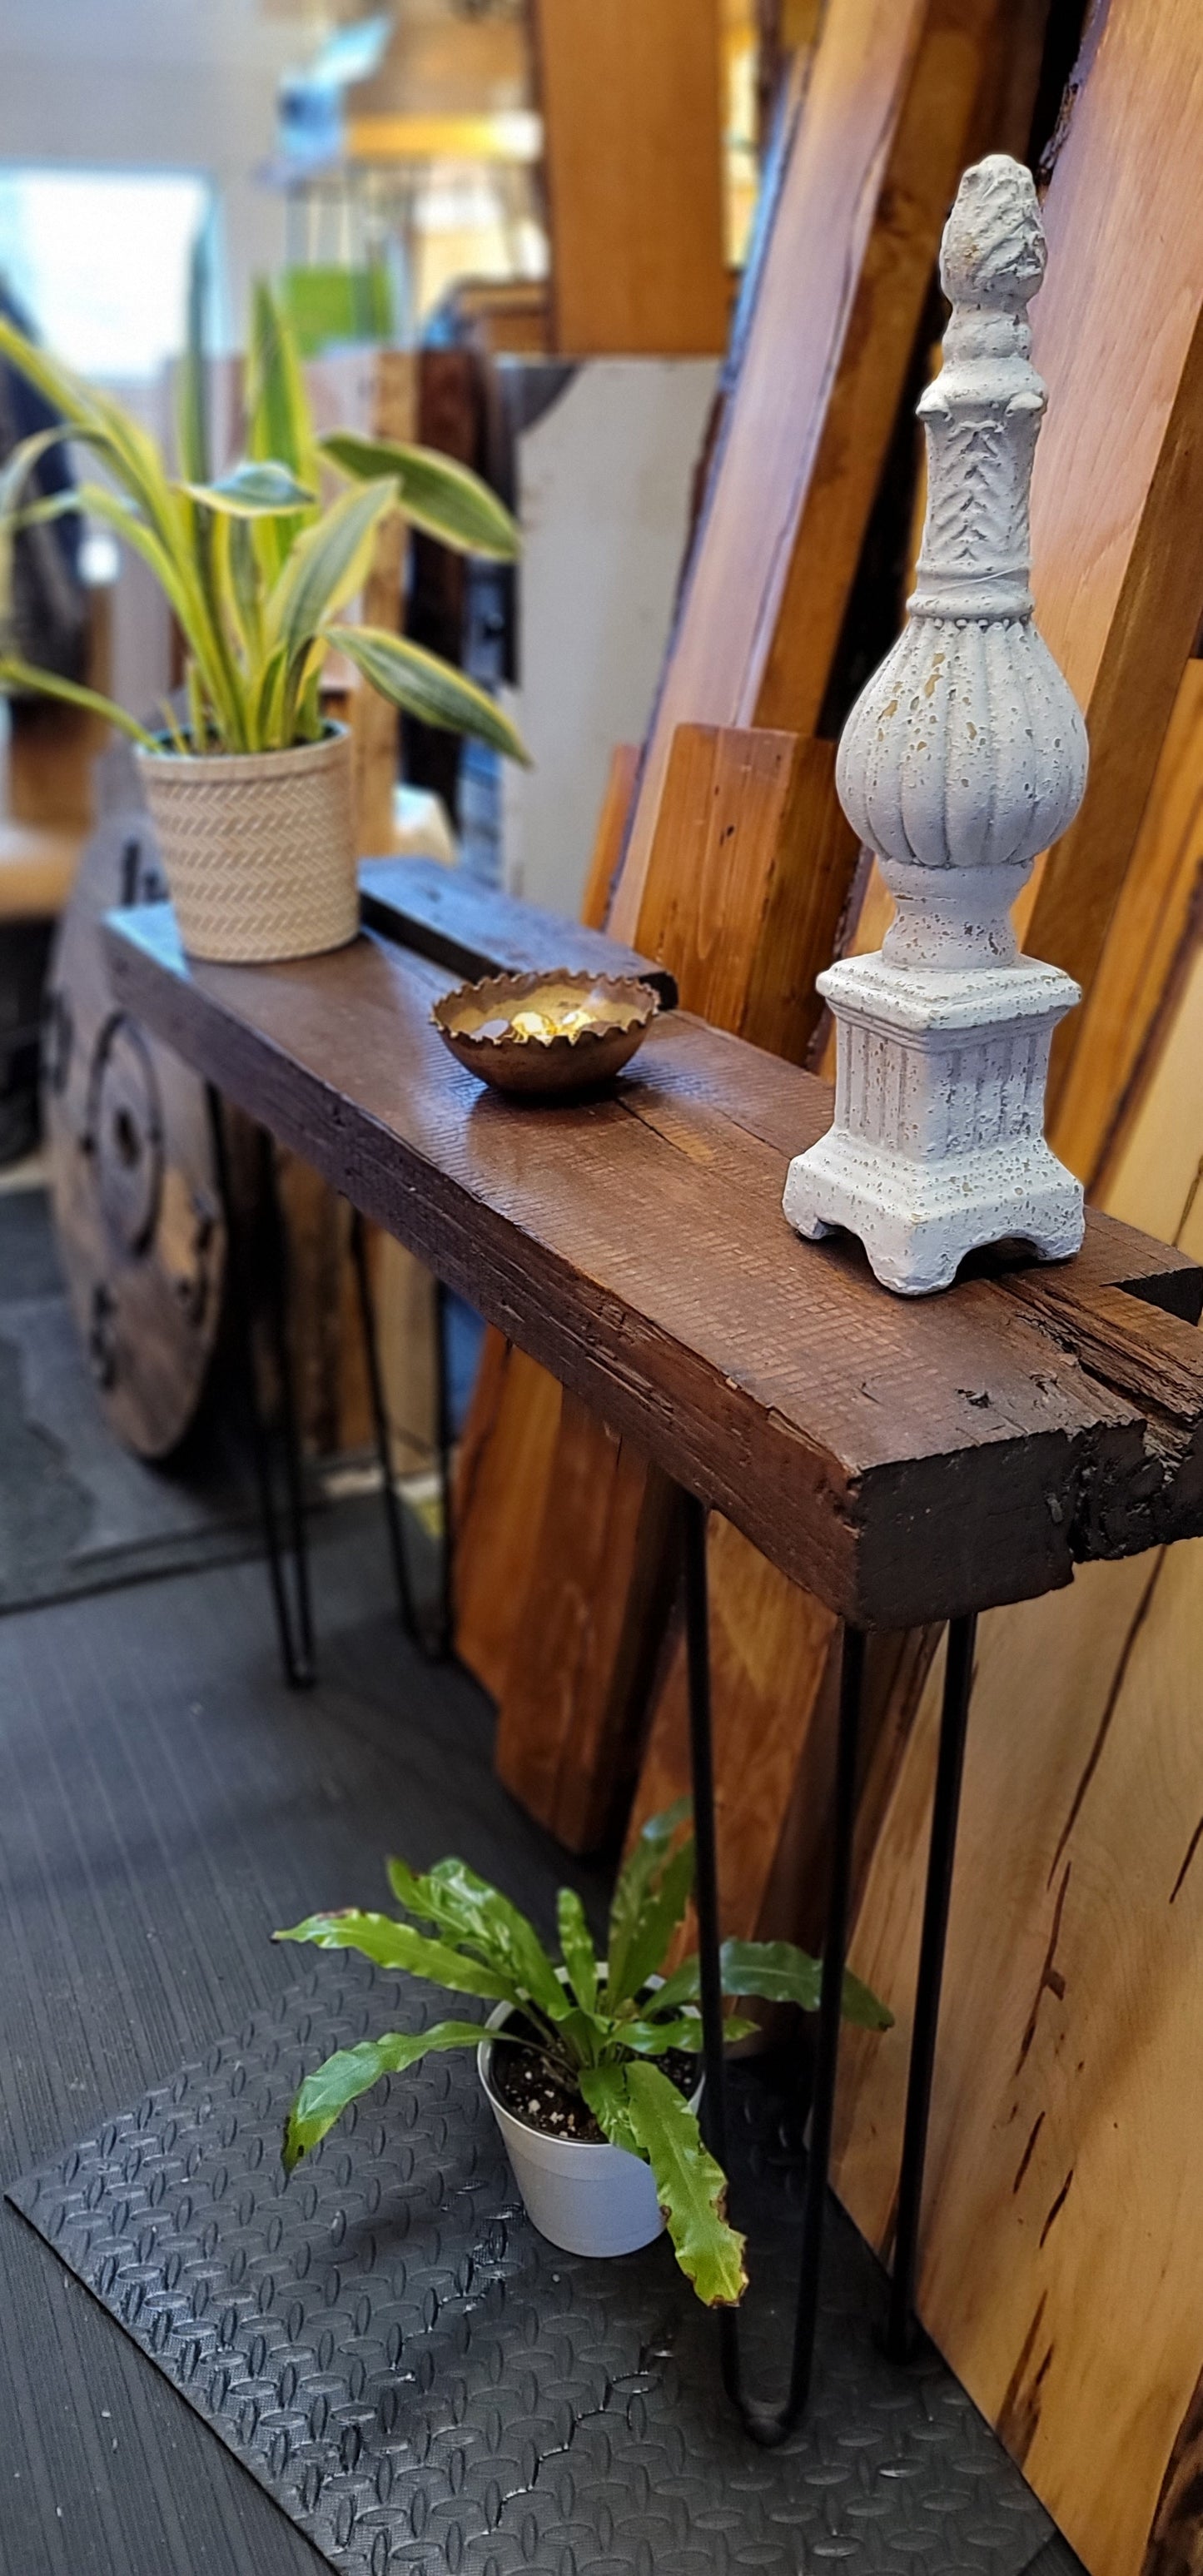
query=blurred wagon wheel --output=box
[42,788,227,1460]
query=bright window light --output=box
[0,168,211,379]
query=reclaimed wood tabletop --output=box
[104,873,1203,1632]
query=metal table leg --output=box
[349,1207,420,1646]
[207,1088,315,1690]
[684,1491,866,2444]
[348,1216,456,1663]
[886,1609,977,2360]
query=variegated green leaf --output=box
[0,425,77,522]
[321,430,519,559]
[328,624,529,763]
[176,223,211,487]
[267,481,395,664]
[0,658,155,746]
[182,460,317,517]
[246,281,320,583]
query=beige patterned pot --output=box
[136,725,357,965]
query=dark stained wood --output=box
[492,1394,682,1850]
[105,903,1203,1630]
[359,857,678,1009]
[43,805,226,1461]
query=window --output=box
[0,168,212,378]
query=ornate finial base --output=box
[783,948,1084,1295]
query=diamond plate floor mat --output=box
[8,1952,1061,2576]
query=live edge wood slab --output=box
[104,891,1203,1636]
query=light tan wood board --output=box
[535,0,728,358]
[833,913,1203,2576]
[828,0,1203,1141]
[609,0,1015,942]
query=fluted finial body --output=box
[835,155,1087,967]
[782,156,1089,1295]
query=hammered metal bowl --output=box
[432,968,659,1098]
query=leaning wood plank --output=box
[536,0,728,358]
[833,939,1203,2576]
[493,1391,682,1851]
[826,2,1203,1134]
[763,0,1203,1968]
[450,743,643,1707]
[492,726,858,1842]
[609,0,1008,942]
[359,855,677,1007]
[453,1337,563,1703]
[469,0,1038,1839]
[578,742,641,935]
[1017,2,1203,1074]
[1053,659,1203,1195]
[104,907,1203,1628]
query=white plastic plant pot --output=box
[478,2002,703,2260]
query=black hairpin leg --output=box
[349,1207,420,1644]
[885,1609,977,2361]
[684,1491,865,2444]
[348,1217,455,1663]
[207,1088,315,1690]
[431,1277,455,1663]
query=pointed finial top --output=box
[939,154,1046,311]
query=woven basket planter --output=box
[136,725,357,965]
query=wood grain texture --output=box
[490,723,855,1842]
[579,743,642,937]
[609,0,1007,941]
[535,0,728,357]
[824,0,1203,1120]
[634,726,858,1059]
[360,856,676,1007]
[1053,659,1203,1194]
[105,903,1203,1629]
[833,920,1203,2576]
[491,1395,682,1848]
[480,0,1037,1849]
[441,743,649,1708]
[453,1336,564,1702]
[1015,0,1203,1072]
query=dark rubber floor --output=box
[0,1513,1083,2576]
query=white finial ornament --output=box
[783,155,1088,1295]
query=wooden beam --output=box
[535,0,728,357]
[609,0,1011,942]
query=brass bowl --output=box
[432,968,659,1098]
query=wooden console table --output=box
[104,868,1203,2442]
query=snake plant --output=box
[0,282,526,765]
[275,1801,891,2308]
